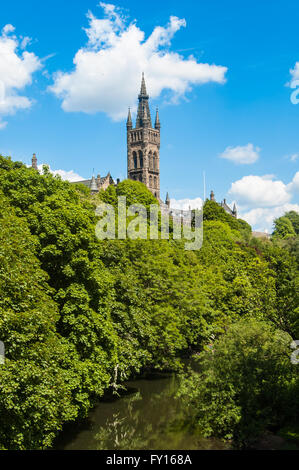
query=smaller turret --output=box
[155,108,160,130]
[127,108,132,129]
[165,192,170,208]
[210,190,215,201]
[90,174,98,193]
[232,203,237,218]
[32,153,38,170]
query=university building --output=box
[31,74,237,218]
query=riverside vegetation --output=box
[0,155,298,449]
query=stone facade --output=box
[127,73,161,199]
[210,190,237,218]
[73,172,115,193]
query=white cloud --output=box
[37,164,84,182]
[287,171,299,193]
[290,62,299,83]
[170,197,203,211]
[0,24,41,128]
[228,175,291,208]
[2,24,15,35]
[219,143,260,164]
[239,204,299,233]
[50,2,227,120]
[20,36,32,50]
[228,172,299,232]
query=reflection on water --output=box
[55,373,230,450]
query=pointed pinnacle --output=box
[127,107,132,127]
[139,72,148,97]
[155,107,160,129]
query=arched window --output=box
[148,151,152,170]
[138,150,143,169]
[153,152,157,171]
[133,151,137,169]
[149,175,153,187]
[154,176,157,189]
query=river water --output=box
[54,372,230,450]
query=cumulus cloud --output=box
[228,175,291,207]
[240,204,299,233]
[287,171,299,193]
[50,2,227,120]
[0,24,42,128]
[228,172,299,232]
[37,164,84,182]
[219,143,260,164]
[170,197,203,211]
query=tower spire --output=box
[127,74,160,200]
[136,73,152,128]
[139,72,148,97]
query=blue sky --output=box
[0,0,299,231]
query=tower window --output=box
[133,151,137,169]
[153,152,157,170]
[149,151,153,170]
[138,150,143,169]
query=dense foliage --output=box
[177,319,298,447]
[0,155,298,449]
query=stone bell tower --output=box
[127,73,161,199]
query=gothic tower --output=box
[127,73,161,199]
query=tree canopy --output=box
[0,155,298,449]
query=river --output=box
[54,372,230,450]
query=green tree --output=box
[272,216,296,240]
[285,210,299,235]
[0,196,85,449]
[177,320,298,447]
[0,154,297,449]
